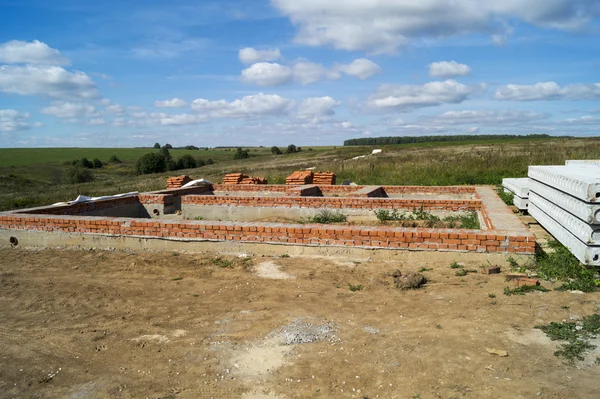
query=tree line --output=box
[343,134,555,146]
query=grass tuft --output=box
[503,284,549,296]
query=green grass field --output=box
[2,137,600,212]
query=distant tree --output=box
[297,147,302,152]
[73,157,94,169]
[135,153,167,175]
[205,158,214,165]
[233,147,249,160]
[183,145,199,150]
[108,155,122,163]
[67,166,94,183]
[286,144,297,154]
[163,143,173,149]
[271,146,282,155]
[153,142,161,149]
[92,158,103,168]
[177,154,197,169]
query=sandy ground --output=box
[1,247,599,399]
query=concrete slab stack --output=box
[528,164,600,266]
[501,178,530,210]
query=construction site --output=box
[1,166,600,399]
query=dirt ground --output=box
[1,246,599,399]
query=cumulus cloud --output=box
[88,118,106,125]
[366,80,483,112]
[241,57,380,86]
[0,40,69,65]
[154,98,188,108]
[41,101,97,119]
[0,65,99,99]
[292,61,334,85]
[296,96,340,120]
[429,61,471,78]
[336,58,381,79]
[563,115,600,125]
[191,93,295,118]
[0,109,36,132]
[271,0,599,53]
[433,109,547,125]
[104,104,125,115]
[494,81,600,101]
[238,47,282,64]
[241,62,293,86]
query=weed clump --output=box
[308,210,347,224]
[348,284,364,292]
[503,285,550,296]
[536,314,600,363]
[536,240,599,293]
[374,206,480,229]
[496,186,514,205]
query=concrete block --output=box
[512,196,529,211]
[529,203,600,266]
[348,186,388,198]
[565,160,600,167]
[529,192,600,245]
[502,178,530,198]
[528,165,600,203]
[529,179,600,224]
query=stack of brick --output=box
[313,172,336,185]
[239,177,268,185]
[167,175,192,189]
[285,171,314,185]
[223,173,247,184]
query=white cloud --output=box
[241,62,293,86]
[292,61,334,85]
[434,110,547,125]
[88,118,106,125]
[296,96,340,119]
[0,65,99,99]
[154,98,188,108]
[104,104,125,114]
[157,113,209,126]
[191,93,295,118]
[238,47,282,64]
[563,115,600,125]
[0,109,36,132]
[429,61,471,78]
[0,40,69,65]
[271,0,599,53]
[366,80,482,112]
[241,57,380,86]
[41,102,97,119]
[494,81,600,101]
[337,58,381,79]
[131,38,209,59]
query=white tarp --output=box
[182,178,213,188]
[52,191,139,206]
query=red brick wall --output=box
[16,196,140,215]
[0,213,535,254]
[182,195,482,211]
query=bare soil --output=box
[1,247,599,398]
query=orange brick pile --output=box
[286,171,313,185]
[313,171,336,185]
[223,173,267,185]
[223,173,246,184]
[239,177,268,185]
[167,175,192,189]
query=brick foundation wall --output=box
[0,213,534,254]
[182,195,481,211]
[16,196,140,216]
[213,184,477,195]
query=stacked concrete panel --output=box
[501,177,530,210]
[528,164,600,266]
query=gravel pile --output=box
[269,318,337,345]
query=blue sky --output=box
[0,0,599,148]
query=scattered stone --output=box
[268,318,336,345]
[486,348,508,357]
[363,326,380,335]
[393,270,427,290]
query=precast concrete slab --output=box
[502,178,530,198]
[529,203,600,266]
[529,192,600,245]
[512,196,529,211]
[529,179,600,224]
[566,160,600,167]
[528,165,600,203]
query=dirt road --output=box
[1,247,599,398]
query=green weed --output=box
[536,315,600,363]
[419,267,433,272]
[211,257,233,268]
[308,209,347,224]
[503,285,550,296]
[348,284,364,292]
[450,261,463,269]
[496,186,514,205]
